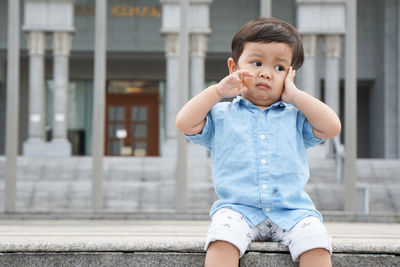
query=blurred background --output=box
[0,0,399,219]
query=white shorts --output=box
[204,208,332,261]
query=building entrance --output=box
[106,81,159,156]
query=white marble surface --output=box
[0,220,399,255]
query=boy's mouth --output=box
[256,83,271,90]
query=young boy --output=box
[176,17,340,267]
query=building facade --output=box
[0,0,399,159]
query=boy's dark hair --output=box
[231,17,304,70]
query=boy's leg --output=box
[204,208,254,267]
[205,240,239,267]
[279,216,332,264]
[299,248,332,267]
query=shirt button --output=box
[260,113,265,118]
[260,134,266,140]
[261,184,268,190]
[265,207,271,213]
[260,159,266,165]
[245,102,249,106]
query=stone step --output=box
[0,220,398,267]
[1,180,398,213]
[0,157,399,213]
[1,157,399,184]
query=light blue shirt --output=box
[185,96,325,230]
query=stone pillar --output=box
[0,56,5,87]
[323,34,343,157]
[23,31,47,156]
[382,0,399,158]
[260,0,272,17]
[323,35,342,114]
[165,34,180,142]
[0,56,6,154]
[189,34,209,157]
[160,0,212,157]
[398,0,400,157]
[190,34,207,98]
[48,31,72,156]
[300,34,318,98]
[160,0,180,157]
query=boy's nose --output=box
[259,68,272,80]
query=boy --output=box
[176,17,340,267]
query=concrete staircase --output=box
[0,156,399,213]
[0,219,398,267]
[0,156,399,266]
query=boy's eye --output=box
[251,61,262,67]
[274,65,284,71]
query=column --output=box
[398,0,400,157]
[5,0,20,212]
[323,35,342,114]
[165,33,180,141]
[188,34,209,157]
[23,31,47,156]
[382,0,399,158]
[0,56,6,154]
[48,31,72,156]
[0,56,5,87]
[323,34,342,157]
[162,34,180,156]
[190,34,207,98]
[300,35,318,98]
[344,0,357,211]
[301,34,327,158]
[260,0,272,17]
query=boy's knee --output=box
[299,248,332,267]
[205,241,240,267]
[208,240,240,255]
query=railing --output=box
[332,136,345,183]
[333,137,369,213]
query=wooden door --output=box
[106,93,159,156]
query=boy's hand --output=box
[215,70,254,99]
[281,66,298,104]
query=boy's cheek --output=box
[243,78,253,88]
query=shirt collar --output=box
[233,96,287,111]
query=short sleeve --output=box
[184,112,213,150]
[298,112,325,148]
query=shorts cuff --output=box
[204,232,249,258]
[289,234,332,262]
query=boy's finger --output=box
[236,70,254,78]
[286,66,296,80]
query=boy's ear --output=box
[227,58,236,74]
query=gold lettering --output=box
[141,6,150,17]
[75,5,95,16]
[75,4,161,18]
[87,6,95,16]
[130,6,141,17]
[110,5,162,18]
[111,5,120,16]
[151,6,162,18]
[120,5,130,17]
[75,5,84,16]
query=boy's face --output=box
[228,41,293,109]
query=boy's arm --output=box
[282,67,341,139]
[175,84,222,135]
[176,70,254,135]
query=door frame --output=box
[105,92,159,156]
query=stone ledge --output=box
[1,210,400,223]
[0,251,398,267]
[0,220,398,266]
[1,240,399,256]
